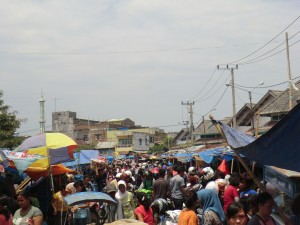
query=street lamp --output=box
[226,82,264,130]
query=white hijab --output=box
[115,180,128,199]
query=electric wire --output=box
[239,30,300,65]
[239,38,300,65]
[18,125,52,134]
[189,67,218,101]
[194,69,226,102]
[210,86,229,113]
[0,42,268,55]
[228,15,300,64]
[235,75,300,89]
[194,86,229,126]
[195,72,231,102]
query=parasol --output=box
[64,192,116,206]
[16,133,77,169]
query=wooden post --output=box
[231,159,234,174]
[256,111,260,137]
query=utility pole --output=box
[285,32,293,110]
[218,65,238,128]
[181,101,195,139]
[39,91,46,134]
[202,116,206,137]
[248,91,255,131]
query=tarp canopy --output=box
[79,150,99,164]
[198,147,236,164]
[64,150,100,168]
[220,102,300,173]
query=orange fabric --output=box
[25,164,76,180]
[178,209,198,225]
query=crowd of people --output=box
[0,158,299,225]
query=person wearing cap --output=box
[103,183,123,222]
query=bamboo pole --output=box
[209,115,290,224]
[231,159,234,174]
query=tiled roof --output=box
[260,81,300,115]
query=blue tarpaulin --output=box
[64,150,99,168]
[198,147,235,164]
[220,102,300,173]
[79,150,99,164]
[220,123,256,148]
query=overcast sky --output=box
[1,1,300,136]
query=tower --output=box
[39,92,46,134]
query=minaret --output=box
[39,91,46,134]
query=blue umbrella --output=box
[64,192,116,206]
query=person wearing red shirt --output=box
[134,192,154,225]
[223,174,240,213]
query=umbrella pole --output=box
[210,115,290,224]
[47,148,55,194]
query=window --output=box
[139,138,142,145]
[83,135,88,141]
[149,136,154,143]
[145,138,148,145]
[95,134,101,140]
[118,139,132,147]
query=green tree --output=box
[148,136,174,154]
[0,91,21,148]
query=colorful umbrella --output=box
[16,133,77,169]
[0,150,9,168]
[64,192,116,206]
[25,164,76,180]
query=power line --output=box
[0,42,268,56]
[228,15,300,64]
[195,86,229,125]
[195,72,231,102]
[18,125,52,134]
[238,30,300,65]
[210,86,229,113]
[189,67,217,101]
[239,38,300,65]
[235,75,300,89]
[194,70,226,102]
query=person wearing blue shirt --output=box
[239,173,257,198]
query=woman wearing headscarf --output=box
[115,180,135,219]
[197,189,226,225]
